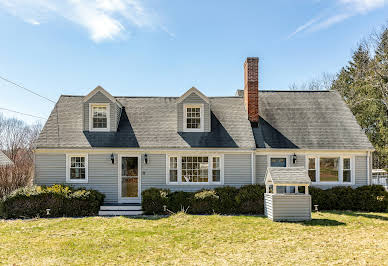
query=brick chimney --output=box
[244,57,259,125]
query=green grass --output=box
[0,211,387,265]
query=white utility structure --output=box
[264,167,311,221]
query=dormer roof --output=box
[177,87,210,104]
[83,86,122,107]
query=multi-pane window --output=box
[343,158,351,182]
[92,106,108,129]
[186,107,201,129]
[320,157,339,182]
[69,156,86,180]
[168,155,223,184]
[182,156,208,182]
[169,157,178,182]
[212,157,221,182]
[308,158,316,182]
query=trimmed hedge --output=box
[310,185,388,212]
[141,185,266,215]
[0,184,105,219]
[142,185,388,215]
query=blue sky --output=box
[0,0,387,124]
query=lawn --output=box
[0,212,387,265]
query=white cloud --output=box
[289,0,386,38]
[0,0,167,42]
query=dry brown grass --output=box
[0,211,387,265]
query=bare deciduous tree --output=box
[0,114,42,197]
[289,72,335,91]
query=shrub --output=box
[0,184,105,219]
[214,186,239,214]
[235,185,266,214]
[191,190,219,214]
[354,185,388,212]
[310,185,388,212]
[167,191,193,213]
[141,188,169,215]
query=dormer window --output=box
[183,104,204,132]
[89,103,110,131]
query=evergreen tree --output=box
[332,28,388,169]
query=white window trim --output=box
[166,154,224,185]
[305,155,355,185]
[89,103,110,132]
[66,154,88,183]
[183,103,204,132]
[268,155,289,167]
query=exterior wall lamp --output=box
[292,153,297,164]
[110,153,115,164]
[144,154,148,164]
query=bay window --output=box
[306,156,353,184]
[167,155,223,184]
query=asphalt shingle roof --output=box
[252,91,373,150]
[36,96,255,149]
[36,90,373,150]
[265,167,311,185]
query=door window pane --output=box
[122,177,138,197]
[121,157,138,198]
[122,157,138,177]
[320,158,339,182]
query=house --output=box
[34,57,374,205]
[0,151,13,166]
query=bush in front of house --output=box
[0,184,105,219]
[310,185,388,212]
[142,184,388,215]
[141,188,169,215]
[235,185,266,214]
[142,185,266,215]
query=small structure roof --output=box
[265,167,311,185]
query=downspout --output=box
[251,152,256,184]
[367,151,370,185]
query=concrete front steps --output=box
[98,204,143,216]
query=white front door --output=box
[118,155,141,203]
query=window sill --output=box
[89,128,109,132]
[182,129,205,133]
[312,182,354,186]
[67,179,88,184]
[167,182,223,185]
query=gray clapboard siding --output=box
[256,155,267,184]
[35,153,118,203]
[224,154,252,186]
[355,156,367,186]
[83,91,119,132]
[177,92,210,132]
[291,155,305,167]
[264,193,311,221]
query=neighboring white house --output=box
[0,151,13,166]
